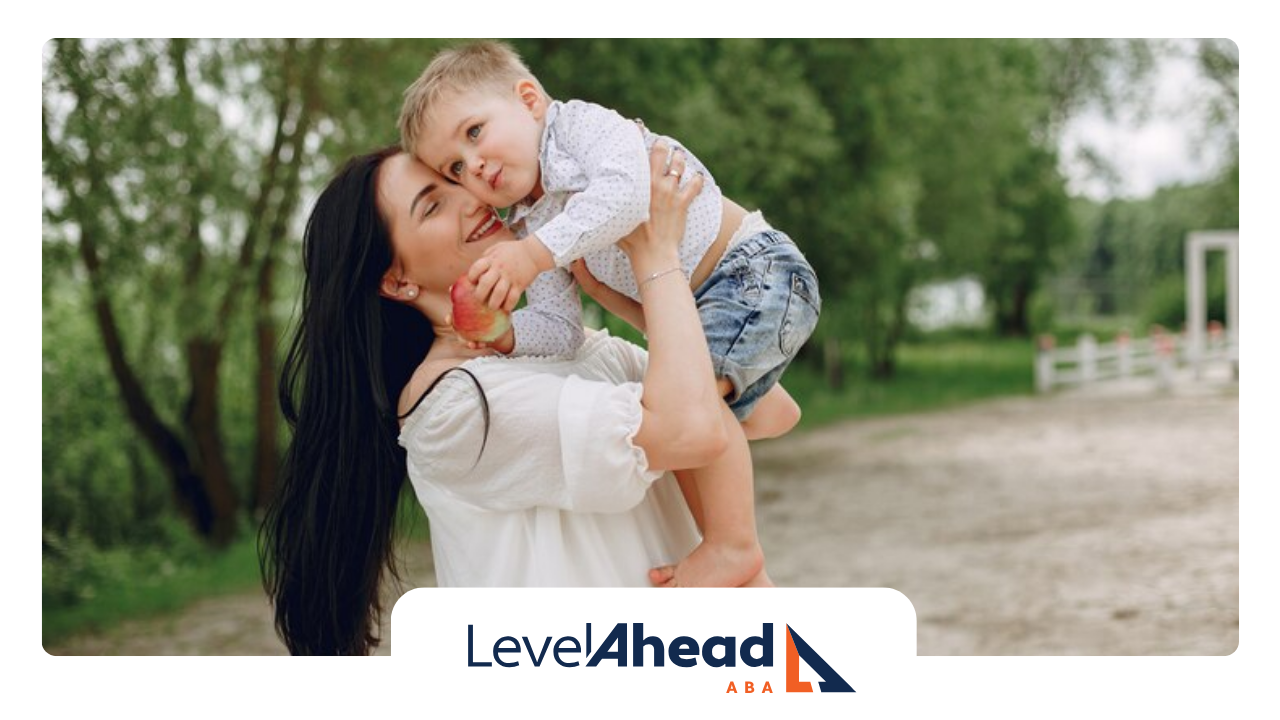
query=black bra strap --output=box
[398,366,483,420]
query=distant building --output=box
[907,277,988,331]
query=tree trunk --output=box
[184,339,240,546]
[872,355,896,379]
[251,39,325,513]
[85,268,219,538]
[863,288,905,380]
[252,243,280,514]
[823,336,844,390]
[1009,281,1031,337]
[996,281,1032,337]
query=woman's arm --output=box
[627,145,727,471]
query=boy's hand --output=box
[468,240,549,312]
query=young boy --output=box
[398,41,820,587]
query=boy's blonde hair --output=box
[398,41,545,154]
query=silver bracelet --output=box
[639,266,683,288]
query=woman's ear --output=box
[379,270,418,302]
[378,273,400,301]
[516,79,547,120]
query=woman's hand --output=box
[569,258,607,299]
[618,142,703,278]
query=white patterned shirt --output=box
[507,99,723,358]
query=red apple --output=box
[450,273,512,343]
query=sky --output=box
[1058,40,1235,201]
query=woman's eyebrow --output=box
[409,183,438,217]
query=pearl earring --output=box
[406,287,417,299]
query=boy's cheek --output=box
[473,182,510,208]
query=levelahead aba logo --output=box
[783,624,855,693]
[466,621,854,694]
[393,588,916,701]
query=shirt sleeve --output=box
[510,266,585,357]
[536,101,651,267]
[401,366,661,514]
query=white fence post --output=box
[1079,334,1097,383]
[1036,335,1055,393]
[1208,320,1224,358]
[1155,332,1176,391]
[1034,324,1233,394]
[1117,330,1132,379]
[1187,237,1205,379]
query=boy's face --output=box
[416,82,546,210]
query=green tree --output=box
[913,40,1064,338]
[43,39,327,544]
[787,40,1078,371]
[984,146,1076,335]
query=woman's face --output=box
[377,153,515,303]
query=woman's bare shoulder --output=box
[398,358,470,421]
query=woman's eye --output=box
[449,161,464,177]
[467,124,481,140]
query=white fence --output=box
[1035,324,1237,393]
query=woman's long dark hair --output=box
[259,146,435,655]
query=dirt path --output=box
[754,381,1238,654]
[48,383,1238,655]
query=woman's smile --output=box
[466,210,503,243]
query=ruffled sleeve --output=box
[556,376,661,512]
[399,362,661,515]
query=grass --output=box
[44,492,430,650]
[785,334,1037,429]
[43,533,264,649]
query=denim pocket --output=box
[779,271,820,358]
[731,254,764,307]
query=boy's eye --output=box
[467,124,481,140]
[449,161,464,177]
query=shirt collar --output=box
[507,100,563,227]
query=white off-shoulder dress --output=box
[398,330,700,587]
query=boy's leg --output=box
[731,381,801,441]
[650,402,767,588]
[673,469,705,533]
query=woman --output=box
[261,143,731,655]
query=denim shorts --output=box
[694,229,821,421]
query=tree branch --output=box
[213,39,300,340]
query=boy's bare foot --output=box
[649,563,773,588]
[740,568,774,587]
[649,540,764,588]
[649,565,676,587]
